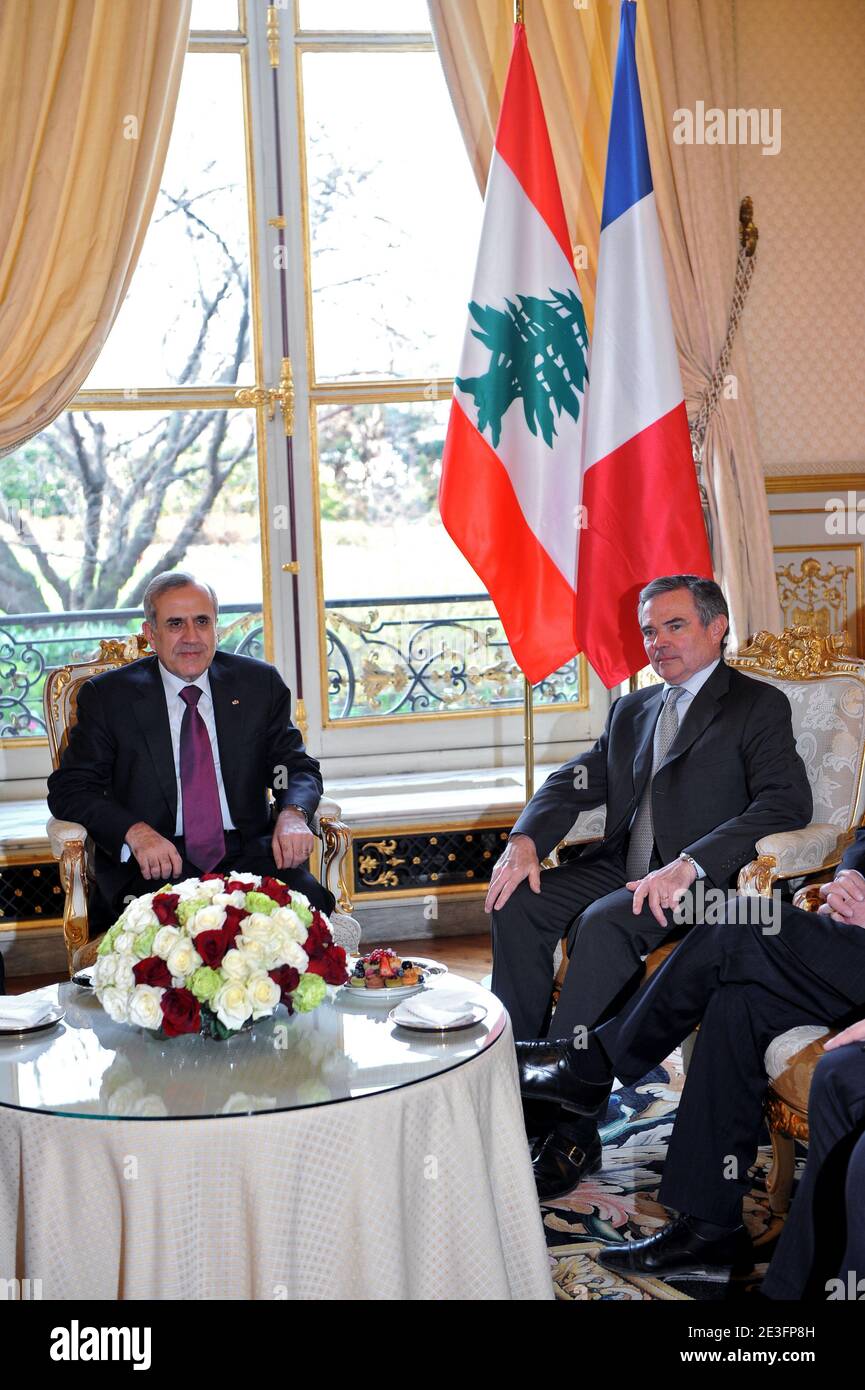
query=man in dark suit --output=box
[47,571,334,934]
[486,574,812,1196]
[516,846,865,1278]
[762,1021,865,1300]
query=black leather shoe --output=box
[533,1130,602,1200]
[516,1039,612,1116]
[597,1217,754,1278]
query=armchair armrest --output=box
[46,816,92,859]
[561,806,607,846]
[738,824,849,896]
[46,816,91,973]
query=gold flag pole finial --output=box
[515,0,525,23]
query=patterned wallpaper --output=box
[736,0,865,476]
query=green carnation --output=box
[245,891,277,916]
[134,925,158,958]
[291,899,313,927]
[97,925,120,957]
[176,897,208,927]
[189,966,222,1003]
[291,972,326,1014]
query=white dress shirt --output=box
[120,662,235,861]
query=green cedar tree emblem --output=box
[456,288,589,449]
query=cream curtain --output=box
[428,0,781,648]
[0,0,192,455]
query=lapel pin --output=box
[231,699,240,705]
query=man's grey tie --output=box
[625,686,685,881]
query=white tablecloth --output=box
[0,1018,552,1301]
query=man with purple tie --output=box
[47,572,333,933]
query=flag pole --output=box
[523,677,535,801]
[516,0,532,803]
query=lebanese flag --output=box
[575,0,713,686]
[439,21,588,686]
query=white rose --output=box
[190,904,226,934]
[240,912,275,941]
[129,1095,170,1119]
[174,875,205,896]
[246,972,281,1019]
[128,907,159,933]
[228,872,259,888]
[113,958,136,994]
[238,939,269,971]
[113,930,136,956]
[128,985,165,1030]
[277,940,309,975]
[99,986,131,1023]
[221,948,250,982]
[166,939,202,980]
[153,926,181,960]
[270,906,308,945]
[93,954,117,988]
[213,890,247,909]
[213,982,253,1031]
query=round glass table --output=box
[0,975,552,1300]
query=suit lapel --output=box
[657,660,730,772]
[632,688,664,794]
[131,658,177,822]
[207,653,243,822]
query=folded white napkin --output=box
[0,994,56,1028]
[394,989,478,1029]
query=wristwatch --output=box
[678,852,699,874]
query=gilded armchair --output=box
[44,634,357,973]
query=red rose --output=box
[133,955,172,988]
[152,894,179,925]
[161,987,201,1037]
[195,927,235,969]
[306,943,348,986]
[260,876,292,906]
[225,878,252,893]
[200,873,226,883]
[269,964,299,1008]
[223,905,249,934]
[304,911,332,961]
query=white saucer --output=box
[0,1004,66,1037]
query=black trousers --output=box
[762,1045,865,1299]
[491,847,683,1040]
[91,830,335,932]
[595,907,865,1226]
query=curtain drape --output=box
[0,0,192,456]
[428,0,781,648]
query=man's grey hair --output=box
[638,574,729,650]
[142,572,219,627]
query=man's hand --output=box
[484,834,541,914]
[824,1018,865,1050]
[819,870,865,926]
[627,858,697,927]
[272,809,314,872]
[125,823,183,881]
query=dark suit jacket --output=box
[46,651,323,905]
[513,661,813,889]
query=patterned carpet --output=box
[543,1048,802,1301]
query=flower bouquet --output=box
[93,872,350,1040]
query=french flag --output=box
[575,0,713,687]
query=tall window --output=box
[293,1,588,755]
[0,3,266,745]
